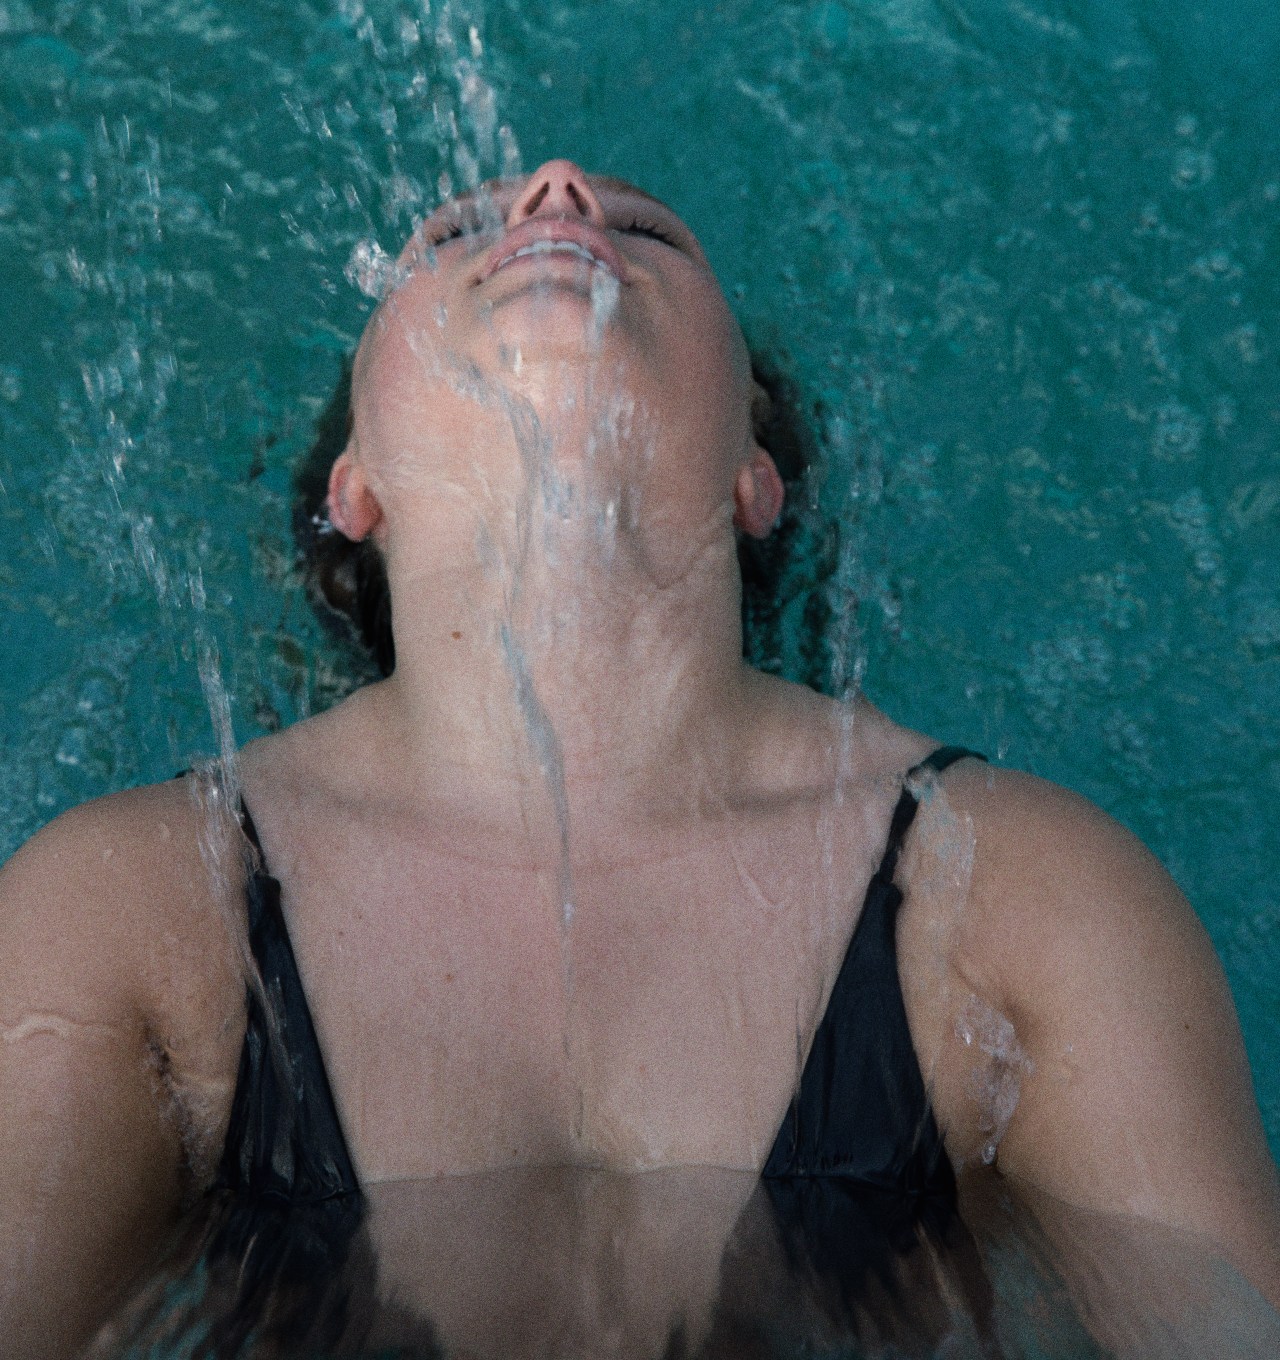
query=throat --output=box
[376,550,754,820]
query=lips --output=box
[480,217,627,285]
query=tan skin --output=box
[2,161,1278,1356]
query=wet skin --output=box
[2,160,1279,1358]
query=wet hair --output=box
[292,356,818,680]
[735,354,823,678]
[293,361,395,678]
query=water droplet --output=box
[345,238,407,300]
[588,268,620,349]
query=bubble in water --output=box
[454,144,480,191]
[459,69,495,153]
[196,632,239,798]
[1172,145,1215,190]
[130,516,170,603]
[382,170,426,223]
[1167,487,1225,589]
[1151,399,1205,461]
[597,497,618,556]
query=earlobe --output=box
[732,449,785,539]
[327,451,384,543]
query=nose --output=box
[505,159,606,229]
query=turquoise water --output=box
[0,0,1276,1165]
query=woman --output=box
[2,159,1277,1355]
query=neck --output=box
[371,495,758,824]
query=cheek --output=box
[653,287,751,458]
[362,273,450,385]
[355,302,514,495]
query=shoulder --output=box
[908,761,1212,1019]
[741,679,937,803]
[0,781,248,1345]
[1,776,247,1137]
[905,760,1280,1297]
[4,779,209,954]
[4,774,212,872]
[2,776,237,962]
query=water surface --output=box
[1,0,1278,1351]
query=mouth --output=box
[494,240,611,272]
[480,218,627,285]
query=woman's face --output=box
[342,160,773,560]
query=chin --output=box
[486,336,646,415]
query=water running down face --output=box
[326,160,784,573]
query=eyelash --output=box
[428,224,468,246]
[426,217,681,249]
[618,219,680,247]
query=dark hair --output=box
[292,361,395,678]
[735,354,826,680]
[292,356,820,681]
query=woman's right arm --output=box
[0,786,244,1359]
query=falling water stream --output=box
[2,0,1279,1354]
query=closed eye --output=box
[424,210,490,247]
[427,224,467,246]
[618,218,681,249]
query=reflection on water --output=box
[88,1167,1280,1359]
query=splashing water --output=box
[2,0,1277,1350]
[498,615,579,1086]
[338,10,591,988]
[586,265,620,352]
[337,0,521,221]
[345,237,411,300]
[956,993,1035,1166]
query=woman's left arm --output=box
[922,765,1280,1307]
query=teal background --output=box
[1,0,1277,1152]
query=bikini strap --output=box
[872,745,988,888]
[916,745,987,779]
[238,797,266,857]
[217,795,363,1208]
[235,798,272,936]
[761,743,988,1185]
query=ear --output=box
[732,448,785,539]
[327,451,384,542]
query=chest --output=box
[271,810,882,1180]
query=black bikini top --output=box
[215,744,984,1206]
